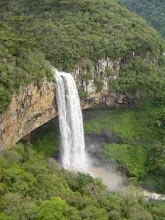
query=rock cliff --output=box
[0,59,132,151]
[0,80,57,151]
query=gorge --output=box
[0,64,164,195]
[0,0,165,219]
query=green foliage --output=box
[105,67,113,77]
[2,193,38,220]
[148,201,165,220]
[0,213,14,220]
[104,144,147,179]
[84,107,165,193]
[121,0,165,38]
[0,22,53,113]
[111,56,165,104]
[78,89,89,99]
[38,197,80,220]
[119,186,153,220]
[33,129,59,157]
[81,73,93,84]
[80,205,109,220]
[94,77,104,92]
[0,88,11,113]
[0,0,165,110]
[84,109,137,137]
[0,141,164,219]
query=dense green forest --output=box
[120,0,165,38]
[0,21,52,112]
[0,142,165,220]
[0,0,165,112]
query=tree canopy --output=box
[0,0,165,112]
[120,0,165,38]
[0,142,164,219]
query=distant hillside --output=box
[120,0,165,38]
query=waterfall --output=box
[53,68,125,191]
[53,68,87,171]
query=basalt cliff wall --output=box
[0,58,132,151]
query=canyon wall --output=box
[0,58,132,151]
[0,81,57,151]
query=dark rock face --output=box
[81,91,135,110]
[85,135,104,161]
[85,130,121,165]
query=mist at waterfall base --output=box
[54,68,125,192]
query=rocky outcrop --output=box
[0,80,57,151]
[76,58,132,109]
[73,57,120,93]
[0,58,133,151]
[81,91,132,110]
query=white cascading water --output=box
[53,68,87,171]
[53,67,125,191]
